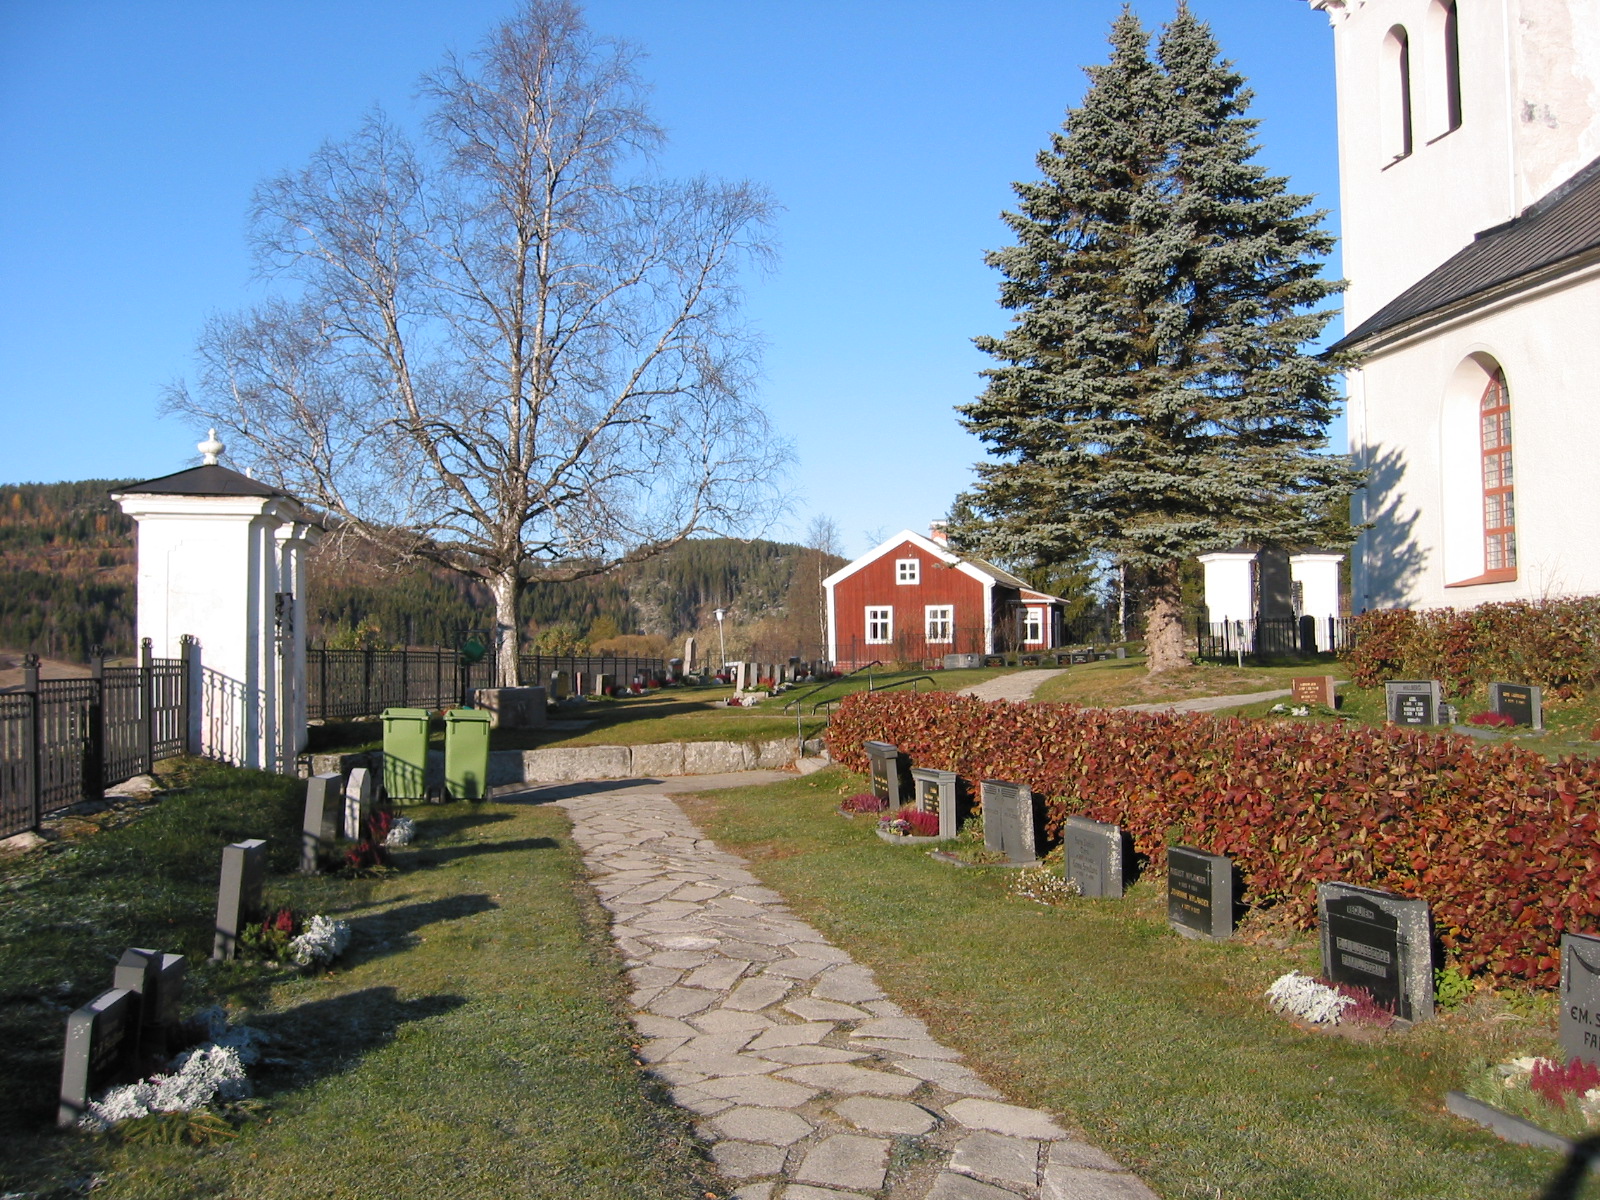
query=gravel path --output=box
[550,776,1156,1200]
[956,670,1066,704]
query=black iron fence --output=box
[0,640,192,838]
[1194,616,1353,662]
[305,646,669,720]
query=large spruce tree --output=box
[953,5,1357,673]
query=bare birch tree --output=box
[166,1,784,682]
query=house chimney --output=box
[929,521,949,546]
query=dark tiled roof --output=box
[111,463,290,498]
[1334,154,1600,351]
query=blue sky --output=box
[0,0,1342,557]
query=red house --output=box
[823,527,1069,668]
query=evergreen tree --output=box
[952,6,1358,673]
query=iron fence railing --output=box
[0,639,192,838]
[1194,616,1352,662]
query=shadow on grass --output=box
[408,836,560,868]
[1540,1134,1600,1199]
[250,985,467,1091]
[412,809,517,838]
[346,893,500,965]
[499,778,667,805]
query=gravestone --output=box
[1385,679,1444,726]
[1069,649,1094,665]
[864,741,908,807]
[943,653,982,670]
[58,988,136,1127]
[1167,846,1236,940]
[1489,681,1543,729]
[910,767,961,841]
[344,767,374,840]
[594,673,615,696]
[683,636,697,673]
[1291,675,1339,709]
[472,686,547,729]
[1317,882,1433,1023]
[1115,646,1127,659]
[980,780,1038,863]
[1065,816,1126,898]
[1562,933,1600,1066]
[549,670,571,700]
[112,948,185,1061]
[667,657,684,682]
[301,773,340,873]
[212,838,267,961]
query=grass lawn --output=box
[0,761,718,1199]
[679,768,1593,1200]
[1028,654,1348,709]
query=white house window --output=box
[925,606,953,643]
[866,607,893,644]
[1020,608,1043,644]
[895,558,920,585]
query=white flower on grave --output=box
[385,816,416,847]
[288,915,352,966]
[1264,971,1355,1025]
[79,1044,251,1131]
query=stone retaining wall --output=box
[303,738,823,787]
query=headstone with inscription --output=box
[864,741,908,807]
[1489,681,1543,729]
[1291,675,1339,709]
[1069,649,1094,665]
[58,988,135,1127]
[910,767,961,841]
[212,838,267,961]
[112,947,186,1061]
[549,670,571,700]
[1317,882,1433,1023]
[344,767,374,840]
[1167,847,1236,940]
[1384,679,1444,726]
[301,773,340,873]
[1562,934,1600,1066]
[1065,816,1126,898]
[981,780,1038,863]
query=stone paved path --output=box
[957,670,1065,705]
[554,780,1158,1200]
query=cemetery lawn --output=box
[680,770,1594,1200]
[1029,655,1346,709]
[0,760,718,1199]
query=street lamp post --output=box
[714,608,728,688]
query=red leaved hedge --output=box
[828,690,1600,988]
[1342,598,1600,699]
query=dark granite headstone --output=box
[1069,649,1094,665]
[212,838,267,961]
[910,767,961,841]
[1291,675,1338,708]
[1167,846,1236,940]
[1065,816,1125,898]
[864,741,908,807]
[1385,679,1443,726]
[980,780,1037,863]
[112,947,185,1061]
[1489,682,1543,729]
[301,773,340,873]
[1561,933,1600,1066]
[1317,882,1433,1023]
[57,988,135,1127]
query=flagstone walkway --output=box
[957,670,1065,704]
[552,779,1158,1200]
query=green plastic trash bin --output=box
[381,708,431,805]
[443,708,492,801]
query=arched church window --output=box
[1481,369,1516,577]
[1383,26,1415,162]
[1429,0,1462,135]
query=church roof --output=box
[1334,154,1600,351]
[112,463,290,499]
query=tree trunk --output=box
[490,569,522,688]
[1143,560,1188,675]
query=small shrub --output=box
[1435,965,1474,1009]
[1530,1057,1600,1110]
[839,792,886,814]
[897,807,940,837]
[1468,711,1515,728]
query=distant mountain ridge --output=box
[0,479,841,662]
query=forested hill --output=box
[0,479,843,660]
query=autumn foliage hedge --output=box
[1342,597,1600,700]
[828,691,1600,988]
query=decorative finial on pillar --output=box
[198,428,225,466]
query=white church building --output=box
[1309,0,1600,610]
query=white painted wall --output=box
[1290,554,1345,628]
[1198,552,1257,625]
[1313,0,1600,324]
[1347,263,1600,610]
